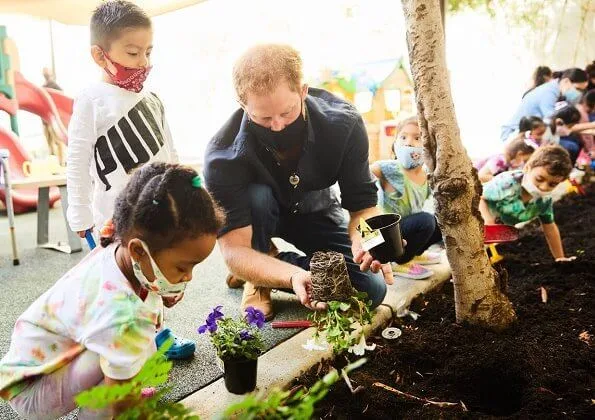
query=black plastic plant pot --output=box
[365,213,404,263]
[223,357,258,394]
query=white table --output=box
[2,162,82,258]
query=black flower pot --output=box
[223,357,258,394]
[365,213,404,263]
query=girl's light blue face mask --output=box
[395,145,424,169]
[564,87,582,104]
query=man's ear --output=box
[91,45,108,68]
[301,83,309,99]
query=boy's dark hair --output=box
[560,68,588,84]
[526,145,573,179]
[504,137,535,162]
[580,89,595,109]
[101,162,225,251]
[551,105,581,131]
[90,0,151,49]
[518,116,545,132]
[532,66,552,87]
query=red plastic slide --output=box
[14,71,69,144]
[0,126,60,213]
[45,87,73,129]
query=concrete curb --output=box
[182,254,452,419]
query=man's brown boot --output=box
[241,281,274,321]
[225,242,280,289]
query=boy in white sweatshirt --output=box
[66,0,194,360]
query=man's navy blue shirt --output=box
[204,88,377,235]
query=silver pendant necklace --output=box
[289,173,300,188]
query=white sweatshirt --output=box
[66,82,178,232]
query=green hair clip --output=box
[191,175,202,188]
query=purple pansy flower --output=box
[239,329,252,341]
[197,305,225,334]
[245,306,266,329]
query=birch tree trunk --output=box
[401,0,516,329]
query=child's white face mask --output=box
[521,173,553,199]
[131,240,186,298]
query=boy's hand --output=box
[77,226,94,238]
[555,256,576,263]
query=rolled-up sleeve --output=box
[204,152,252,236]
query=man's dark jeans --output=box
[248,184,387,308]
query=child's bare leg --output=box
[478,198,497,224]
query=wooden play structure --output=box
[318,58,416,163]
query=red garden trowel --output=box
[484,224,519,264]
[271,320,313,329]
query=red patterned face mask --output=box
[102,51,151,93]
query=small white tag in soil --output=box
[361,230,385,252]
[382,327,402,340]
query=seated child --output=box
[518,115,547,145]
[371,117,442,280]
[0,163,224,419]
[502,115,547,144]
[479,145,575,262]
[476,136,537,183]
[551,105,582,164]
[572,90,595,158]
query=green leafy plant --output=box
[75,338,199,419]
[198,306,265,360]
[223,358,367,419]
[308,292,373,354]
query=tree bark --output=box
[401,0,515,329]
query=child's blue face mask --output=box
[395,145,424,169]
[564,87,582,104]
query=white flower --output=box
[397,307,420,321]
[348,335,376,356]
[302,338,329,351]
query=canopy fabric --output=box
[0,0,207,25]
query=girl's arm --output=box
[569,121,595,133]
[541,221,574,261]
[370,162,383,180]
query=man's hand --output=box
[290,271,327,311]
[352,237,400,285]
[163,293,184,308]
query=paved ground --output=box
[0,207,309,419]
